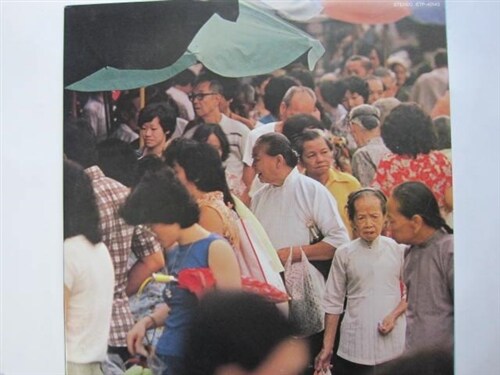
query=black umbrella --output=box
[64,0,238,86]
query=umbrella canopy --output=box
[321,0,445,25]
[64,0,238,86]
[66,0,325,92]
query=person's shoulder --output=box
[330,168,361,186]
[221,114,249,133]
[249,121,275,138]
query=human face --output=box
[367,79,384,104]
[191,81,220,119]
[141,116,166,151]
[252,145,279,185]
[342,90,365,111]
[280,92,316,121]
[300,137,333,180]
[149,223,181,249]
[369,49,381,69]
[206,133,223,159]
[392,63,407,87]
[352,194,385,243]
[346,60,369,78]
[386,197,416,245]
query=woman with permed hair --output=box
[371,103,453,219]
[121,166,241,375]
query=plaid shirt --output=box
[85,166,162,347]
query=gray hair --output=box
[282,86,317,107]
[373,97,401,125]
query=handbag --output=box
[284,247,326,337]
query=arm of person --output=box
[378,297,408,335]
[127,226,165,296]
[126,251,165,296]
[444,185,453,212]
[314,313,340,372]
[127,303,170,356]
[276,241,335,265]
[208,239,242,290]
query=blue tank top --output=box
[155,233,220,357]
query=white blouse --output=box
[323,236,406,365]
[251,167,349,251]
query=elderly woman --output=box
[387,181,454,352]
[315,188,407,375]
[64,160,114,375]
[372,103,453,220]
[349,104,390,187]
[291,129,361,238]
[122,166,241,375]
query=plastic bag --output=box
[284,248,326,337]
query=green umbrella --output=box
[66,0,325,92]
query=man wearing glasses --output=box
[187,74,250,196]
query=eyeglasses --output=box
[188,92,218,102]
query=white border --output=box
[1,1,499,374]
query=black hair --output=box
[433,116,452,150]
[282,114,325,145]
[292,129,332,156]
[254,132,298,168]
[288,68,315,90]
[133,154,164,187]
[171,69,196,86]
[182,291,299,375]
[97,138,138,187]
[347,188,387,222]
[120,165,200,228]
[164,138,235,208]
[434,48,448,68]
[137,101,178,135]
[319,80,347,108]
[381,103,437,157]
[343,75,369,103]
[192,123,231,162]
[392,181,453,234]
[263,75,300,118]
[64,117,98,169]
[64,159,102,244]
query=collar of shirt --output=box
[272,166,300,189]
[326,167,354,185]
[84,165,105,180]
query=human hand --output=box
[378,314,396,335]
[314,348,333,373]
[126,320,149,357]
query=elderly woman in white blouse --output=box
[314,188,407,375]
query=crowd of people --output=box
[64,28,454,375]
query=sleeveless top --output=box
[155,233,221,357]
[197,191,240,250]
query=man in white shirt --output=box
[188,75,249,189]
[250,132,349,268]
[242,86,318,201]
